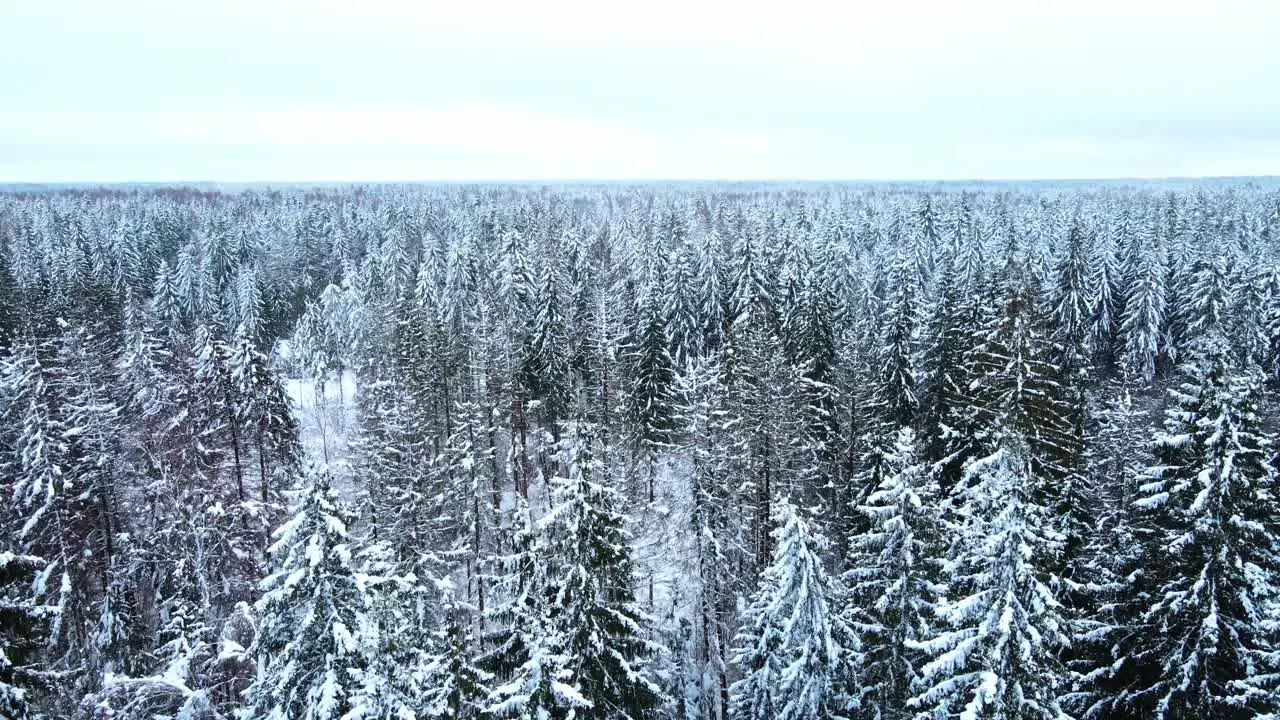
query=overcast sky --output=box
[2,0,1278,182]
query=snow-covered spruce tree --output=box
[1,326,138,710]
[193,325,251,503]
[909,434,1070,720]
[920,248,987,492]
[627,294,679,503]
[344,541,432,720]
[1084,218,1122,372]
[1228,254,1274,369]
[1160,231,1207,373]
[876,249,922,431]
[967,249,1080,485]
[541,423,666,719]
[964,247,1094,594]
[481,497,589,720]
[0,552,56,720]
[1047,219,1091,377]
[853,250,925,550]
[424,604,491,720]
[228,330,301,505]
[1181,250,1231,347]
[189,325,277,610]
[731,496,858,720]
[729,279,813,568]
[520,263,571,435]
[664,244,703,368]
[1118,225,1166,385]
[846,427,943,719]
[245,465,374,720]
[1081,332,1280,719]
[678,355,742,720]
[0,250,18,347]
[780,266,840,480]
[1259,265,1280,386]
[349,370,449,579]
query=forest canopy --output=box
[2,182,1280,719]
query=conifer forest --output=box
[7,181,1280,720]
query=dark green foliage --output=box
[1082,334,1280,719]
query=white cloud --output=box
[2,0,1279,180]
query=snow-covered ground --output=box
[285,371,358,488]
[632,455,698,618]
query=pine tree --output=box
[731,497,858,720]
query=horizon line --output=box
[2,175,1279,187]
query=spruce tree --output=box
[920,254,981,489]
[1086,332,1280,719]
[481,498,588,720]
[628,296,679,502]
[425,606,491,719]
[876,251,921,430]
[847,427,942,719]
[0,552,55,720]
[246,466,373,720]
[1084,220,1122,371]
[1048,219,1091,376]
[346,541,433,720]
[731,497,858,720]
[521,264,571,433]
[1118,229,1166,385]
[543,423,665,719]
[909,434,1069,720]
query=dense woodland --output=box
[3,183,1280,718]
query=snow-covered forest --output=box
[4,182,1280,719]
